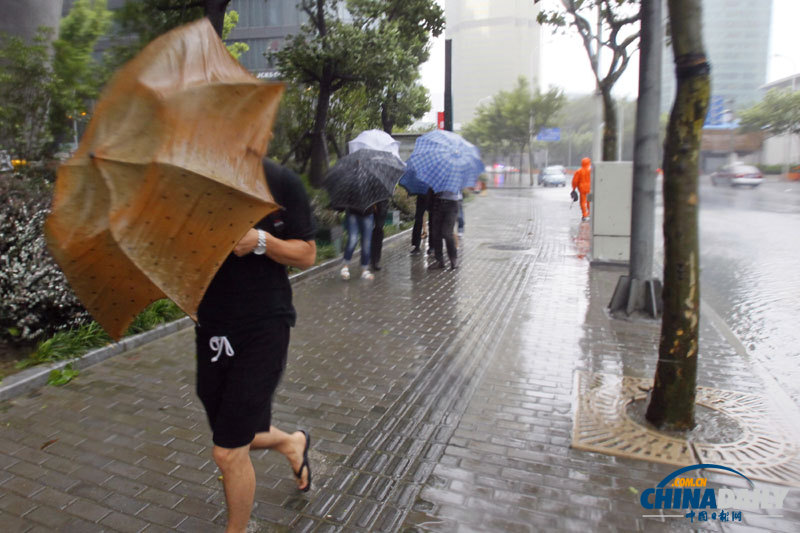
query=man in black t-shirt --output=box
[195,159,316,532]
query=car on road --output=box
[710,162,763,187]
[539,165,567,187]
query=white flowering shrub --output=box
[0,173,90,344]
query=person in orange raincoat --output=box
[571,157,592,221]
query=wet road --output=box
[697,177,800,405]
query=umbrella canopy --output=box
[398,167,429,196]
[45,18,284,340]
[348,129,400,158]
[406,130,484,193]
[323,149,406,212]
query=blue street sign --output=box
[704,95,725,126]
[536,127,561,142]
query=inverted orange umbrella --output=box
[45,18,284,339]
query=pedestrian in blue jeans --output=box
[341,207,375,280]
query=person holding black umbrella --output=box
[370,199,389,270]
[340,206,375,281]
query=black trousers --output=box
[430,197,458,264]
[371,200,389,267]
[411,194,430,248]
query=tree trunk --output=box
[381,97,395,134]
[601,87,618,161]
[205,0,231,37]
[645,0,710,430]
[308,81,332,187]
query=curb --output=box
[0,227,413,402]
[0,317,194,402]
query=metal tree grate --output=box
[571,371,800,487]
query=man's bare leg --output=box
[213,445,255,533]
[251,426,309,490]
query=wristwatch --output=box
[253,229,267,255]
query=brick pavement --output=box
[1,187,798,532]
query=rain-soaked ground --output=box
[0,181,798,531]
[696,177,800,405]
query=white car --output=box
[710,162,763,187]
[539,165,567,187]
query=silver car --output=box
[539,165,567,187]
[710,162,763,187]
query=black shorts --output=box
[195,319,290,449]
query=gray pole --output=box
[609,0,663,317]
[444,39,453,132]
[0,0,63,42]
[591,4,603,162]
[630,0,662,281]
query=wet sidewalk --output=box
[1,188,798,532]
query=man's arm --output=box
[233,228,316,269]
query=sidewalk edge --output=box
[0,316,194,402]
[0,228,412,402]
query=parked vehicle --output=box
[539,165,567,187]
[710,162,763,187]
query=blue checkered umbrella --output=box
[398,167,430,196]
[406,130,484,193]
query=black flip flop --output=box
[293,430,311,492]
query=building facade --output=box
[661,0,773,114]
[2,0,64,42]
[445,0,542,129]
[225,0,303,79]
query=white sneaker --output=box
[361,269,374,281]
[340,266,350,280]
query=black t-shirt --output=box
[197,159,316,331]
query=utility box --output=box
[591,161,632,264]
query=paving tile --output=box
[100,511,150,533]
[2,188,799,532]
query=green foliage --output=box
[273,0,443,181]
[18,322,110,370]
[15,299,185,371]
[48,363,80,386]
[739,89,800,137]
[0,30,57,160]
[223,10,249,60]
[107,0,205,69]
[462,76,565,167]
[51,0,113,141]
[348,0,444,133]
[125,299,185,335]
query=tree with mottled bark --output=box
[645,0,710,430]
[535,0,639,161]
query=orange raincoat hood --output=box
[572,157,592,193]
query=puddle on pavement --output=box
[626,399,745,444]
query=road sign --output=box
[704,95,725,126]
[537,127,561,142]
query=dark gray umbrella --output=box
[323,149,406,212]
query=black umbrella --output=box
[323,149,406,212]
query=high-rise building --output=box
[2,0,64,42]
[661,0,773,113]
[445,0,542,129]
[225,0,303,79]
